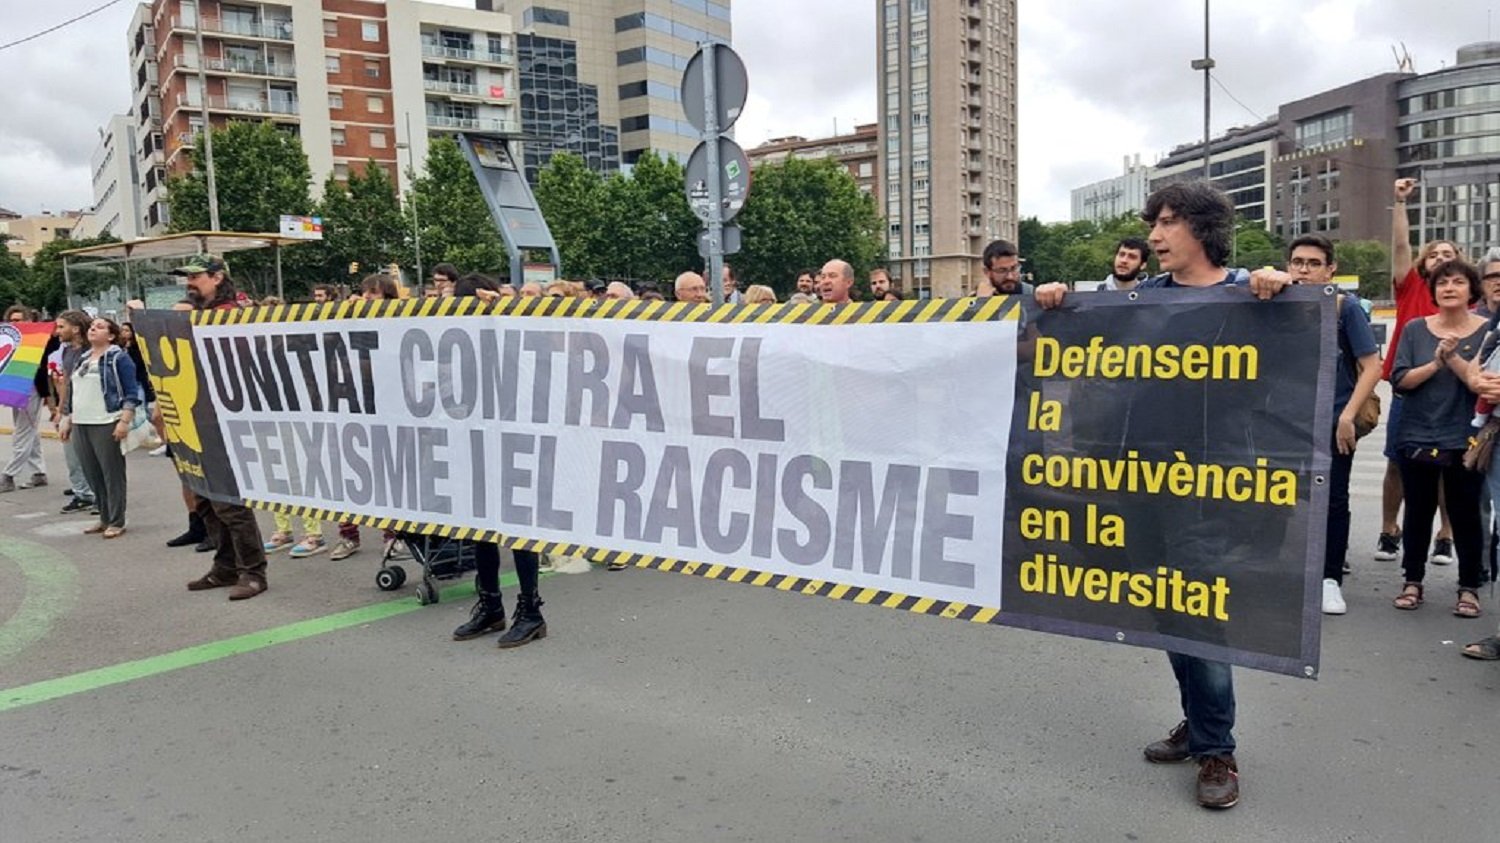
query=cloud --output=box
[0,0,1490,223]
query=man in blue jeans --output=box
[1035,181,1291,809]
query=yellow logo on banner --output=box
[138,335,204,453]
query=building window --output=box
[362,21,379,41]
[328,92,343,109]
[367,95,384,113]
[322,19,337,38]
[364,59,380,79]
[858,162,873,178]
[326,55,340,73]
[1294,108,1352,150]
[333,163,349,180]
[331,128,346,146]
[523,7,571,27]
[370,130,387,149]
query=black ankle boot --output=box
[496,592,546,648]
[166,512,206,548]
[453,588,507,640]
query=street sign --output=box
[684,137,752,223]
[698,224,742,258]
[681,44,748,133]
[279,215,323,240]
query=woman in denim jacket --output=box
[60,317,142,538]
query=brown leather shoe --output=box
[228,577,267,601]
[1196,754,1240,809]
[1143,720,1192,763]
[187,572,236,591]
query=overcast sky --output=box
[0,0,1491,222]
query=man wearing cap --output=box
[170,255,271,601]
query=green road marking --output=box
[0,535,81,668]
[0,574,521,714]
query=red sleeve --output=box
[1383,268,1438,380]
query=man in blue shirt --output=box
[1036,182,1293,810]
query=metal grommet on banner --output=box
[1323,284,1337,297]
[1304,665,1317,678]
[1127,291,1140,302]
[1115,631,1126,642]
[1313,474,1326,485]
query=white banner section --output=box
[194,314,1018,607]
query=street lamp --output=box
[1191,0,1213,182]
[397,112,424,290]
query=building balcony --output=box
[173,54,296,79]
[171,16,293,42]
[177,93,299,116]
[423,79,480,97]
[421,43,514,65]
[425,114,520,134]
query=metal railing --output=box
[424,114,520,134]
[421,43,514,64]
[170,16,293,41]
[202,95,300,115]
[423,79,479,96]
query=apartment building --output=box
[129,0,519,233]
[76,114,145,242]
[747,123,879,197]
[878,0,1018,298]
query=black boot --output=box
[166,512,206,548]
[453,588,507,640]
[194,536,216,553]
[496,592,546,648]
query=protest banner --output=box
[0,322,51,409]
[133,287,1335,677]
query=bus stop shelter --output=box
[59,231,314,308]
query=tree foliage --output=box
[534,151,700,283]
[167,121,314,232]
[1332,240,1391,299]
[316,161,409,281]
[732,157,884,297]
[166,121,315,295]
[22,235,122,313]
[1017,213,1150,284]
[408,136,507,275]
[0,240,27,308]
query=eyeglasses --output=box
[1483,273,1500,283]
[986,265,1021,277]
[1288,258,1326,270]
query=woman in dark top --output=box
[1389,260,1489,617]
[449,273,548,648]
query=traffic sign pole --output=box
[703,42,725,305]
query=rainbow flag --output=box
[0,322,51,409]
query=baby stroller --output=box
[375,531,478,605]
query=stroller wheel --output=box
[376,565,406,591]
[416,580,439,605]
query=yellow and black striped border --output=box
[194,294,1023,327]
[248,499,1003,624]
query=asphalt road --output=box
[2,386,1499,842]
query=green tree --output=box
[316,161,409,281]
[21,235,122,313]
[734,157,884,296]
[1230,219,1285,271]
[408,136,507,275]
[0,239,27,307]
[167,121,314,232]
[1332,240,1391,299]
[534,152,606,277]
[608,151,699,283]
[166,121,315,295]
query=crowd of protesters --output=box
[10,177,1500,812]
